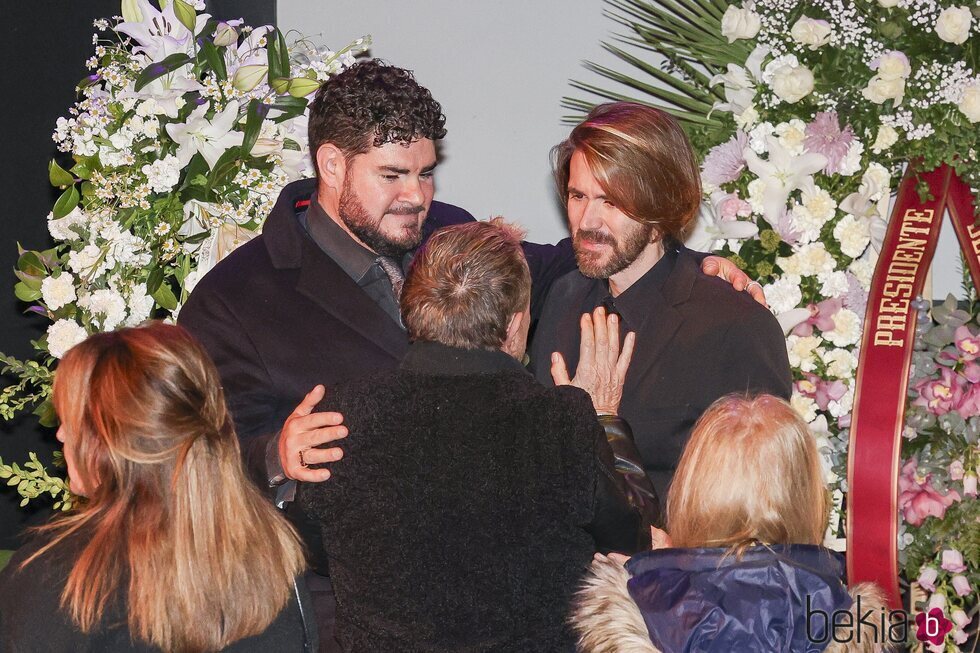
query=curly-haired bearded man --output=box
[178,60,756,650]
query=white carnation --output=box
[67,244,106,277]
[40,273,77,311]
[824,308,861,347]
[749,122,775,154]
[47,207,88,242]
[801,184,837,223]
[747,178,767,214]
[834,215,872,258]
[791,392,818,422]
[828,386,854,418]
[765,274,803,314]
[818,270,850,298]
[848,258,875,289]
[78,288,127,330]
[780,243,836,276]
[775,119,807,155]
[871,125,899,153]
[47,319,88,359]
[787,334,822,372]
[790,206,823,244]
[823,348,858,378]
[141,155,182,194]
[838,141,865,177]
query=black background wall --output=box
[0,1,276,549]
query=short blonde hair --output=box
[667,395,828,550]
[402,219,530,350]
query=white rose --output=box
[958,82,980,123]
[721,4,762,42]
[791,16,832,50]
[860,163,891,201]
[935,6,973,45]
[875,51,911,81]
[862,76,906,105]
[871,125,899,153]
[47,319,88,359]
[834,214,872,258]
[791,393,819,422]
[770,62,815,103]
[40,273,77,311]
[825,308,861,347]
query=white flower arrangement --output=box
[574,0,978,645]
[0,0,369,503]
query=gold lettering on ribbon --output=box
[873,209,935,348]
[968,223,980,264]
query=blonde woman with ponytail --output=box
[0,322,314,652]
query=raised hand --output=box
[550,306,636,415]
[278,385,348,482]
[701,255,767,307]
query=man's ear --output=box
[315,143,347,193]
[505,311,523,342]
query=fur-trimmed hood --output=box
[573,547,892,653]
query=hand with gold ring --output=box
[278,384,348,482]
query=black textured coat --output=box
[532,247,792,499]
[299,342,636,653]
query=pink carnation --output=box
[804,112,855,176]
[898,459,961,527]
[701,132,749,185]
[715,192,753,220]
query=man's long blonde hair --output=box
[667,394,828,550]
[26,322,306,652]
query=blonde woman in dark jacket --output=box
[573,395,893,653]
[0,323,314,652]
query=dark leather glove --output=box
[598,415,662,531]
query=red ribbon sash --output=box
[848,164,977,609]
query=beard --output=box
[573,223,653,279]
[338,177,425,258]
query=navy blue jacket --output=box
[627,545,852,652]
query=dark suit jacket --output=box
[531,247,792,499]
[178,178,575,470]
[299,341,639,653]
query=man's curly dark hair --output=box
[307,60,447,173]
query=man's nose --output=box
[400,176,425,206]
[579,201,604,231]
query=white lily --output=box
[225,25,272,78]
[116,0,211,62]
[709,45,769,115]
[743,136,827,223]
[684,198,759,252]
[166,101,244,169]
